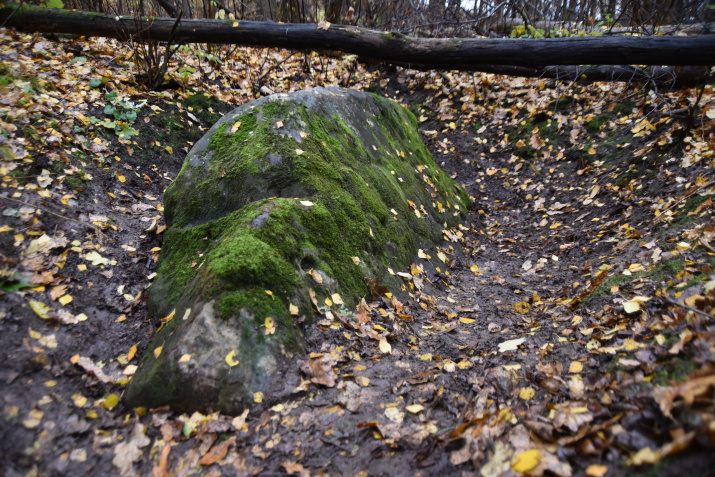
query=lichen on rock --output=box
[124,87,470,413]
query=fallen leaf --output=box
[512,301,530,314]
[511,449,541,473]
[85,251,110,266]
[379,338,392,354]
[264,317,276,335]
[385,406,404,423]
[29,300,51,320]
[113,422,151,477]
[519,387,536,400]
[568,361,583,373]
[585,464,609,477]
[225,350,239,367]
[499,337,526,352]
[103,393,119,409]
[309,268,322,284]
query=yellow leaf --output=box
[153,346,163,358]
[357,376,370,387]
[379,338,392,354]
[165,146,173,154]
[309,268,323,284]
[418,249,431,259]
[588,146,597,155]
[264,317,276,335]
[127,345,137,361]
[254,391,264,403]
[325,297,333,307]
[162,309,176,323]
[265,290,274,299]
[420,353,432,361]
[331,293,344,305]
[179,354,191,363]
[231,121,242,133]
[519,387,535,400]
[117,175,126,183]
[295,148,304,155]
[511,449,541,473]
[289,303,299,315]
[58,294,73,306]
[351,256,361,265]
[225,350,239,367]
[470,264,480,274]
[629,446,658,465]
[102,394,119,409]
[406,404,424,414]
[0,225,12,233]
[568,361,583,373]
[73,394,87,408]
[623,338,642,351]
[459,317,475,324]
[623,300,640,313]
[512,301,530,314]
[437,251,447,263]
[585,464,609,477]
[29,300,51,320]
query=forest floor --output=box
[1,29,715,477]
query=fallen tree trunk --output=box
[1,4,713,79]
[461,65,710,87]
[485,19,714,36]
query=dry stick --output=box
[664,297,715,321]
[456,388,475,426]
[1,196,109,240]
[653,179,714,224]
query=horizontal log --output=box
[1,4,714,70]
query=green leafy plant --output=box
[89,92,144,138]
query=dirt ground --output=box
[1,31,715,477]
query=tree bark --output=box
[1,4,714,70]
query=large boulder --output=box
[124,87,470,413]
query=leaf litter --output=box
[0,28,714,477]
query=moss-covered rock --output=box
[124,87,470,413]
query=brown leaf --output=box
[152,445,171,477]
[199,436,235,466]
[656,364,715,416]
[301,356,338,387]
[309,288,322,314]
[366,276,389,298]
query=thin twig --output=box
[664,297,714,321]
[1,196,109,240]
[456,388,474,426]
[653,179,714,224]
